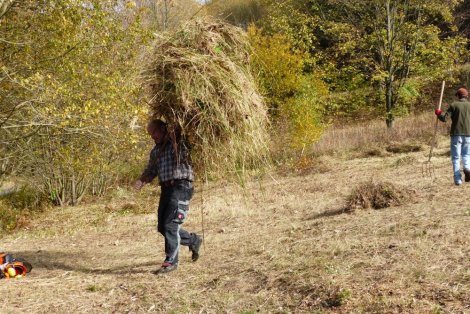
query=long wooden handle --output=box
[437,81,445,110]
[428,80,446,162]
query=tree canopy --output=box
[206,0,469,126]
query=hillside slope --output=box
[1,140,469,313]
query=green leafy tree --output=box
[1,0,151,205]
[206,1,327,149]
[455,0,470,50]
[248,26,327,149]
[255,0,320,54]
[311,0,466,127]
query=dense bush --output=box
[248,26,327,149]
[0,0,152,205]
[0,186,48,231]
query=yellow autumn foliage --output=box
[248,25,327,149]
[0,0,152,205]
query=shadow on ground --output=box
[10,250,155,275]
[309,207,351,220]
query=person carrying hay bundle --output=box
[435,87,470,185]
[135,119,202,274]
[141,18,270,180]
[137,19,270,274]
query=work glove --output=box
[435,109,443,116]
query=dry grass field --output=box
[1,120,470,313]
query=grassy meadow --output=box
[1,114,469,313]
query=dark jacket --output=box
[438,98,470,136]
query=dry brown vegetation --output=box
[311,113,447,156]
[1,117,470,313]
[345,180,414,211]
[142,19,269,178]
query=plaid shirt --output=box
[140,140,194,184]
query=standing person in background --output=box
[135,119,202,274]
[435,87,470,185]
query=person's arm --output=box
[435,105,452,122]
[135,147,158,190]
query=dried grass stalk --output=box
[142,18,270,179]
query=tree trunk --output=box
[385,77,394,128]
[386,114,394,128]
[162,0,169,31]
[71,172,76,206]
[385,0,395,129]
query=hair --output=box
[147,119,167,133]
[455,87,469,99]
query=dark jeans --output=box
[157,180,198,265]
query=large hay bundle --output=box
[142,18,269,178]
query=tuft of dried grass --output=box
[345,180,414,211]
[394,155,417,167]
[278,155,331,176]
[271,276,351,310]
[142,18,270,179]
[350,146,391,159]
[385,142,424,154]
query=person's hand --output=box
[435,109,443,116]
[134,180,145,191]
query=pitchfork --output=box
[423,80,446,179]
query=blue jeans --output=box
[451,136,470,183]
